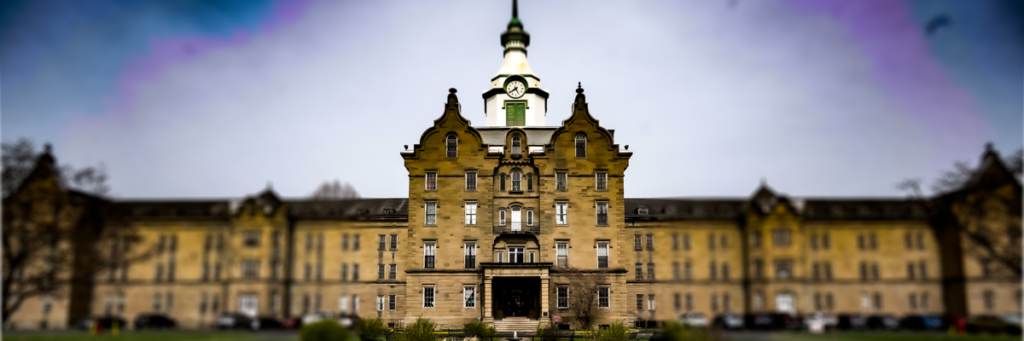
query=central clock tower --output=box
[482,0,549,127]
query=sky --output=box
[1,0,1022,199]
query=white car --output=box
[804,312,838,332]
[679,312,708,327]
[302,311,337,325]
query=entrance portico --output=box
[482,263,551,325]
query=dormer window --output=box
[446,134,458,158]
[511,135,521,156]
[575,133,587,157]
[638,208,648,215]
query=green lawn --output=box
[746,331,1023,341]
[1,331,293,341]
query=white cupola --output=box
[481,0,549,127]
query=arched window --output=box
[511,135,521,156]
[511,206,522,231]
[446,134,458,158]
[511,169,522,191]
[575,133,587,157]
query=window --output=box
[424,242,436,268]
[811,233,818,250]
[425,202,437,225]
[775,260,793,279]
[907,262,916,279]
[511,169,522,191]
[672,234,679,251]
[511,206,522,231]
[922,292,930,310]
[869,233,878,250]
[861,293,870,310]
[466,172,477,191]
[860,262,868,281]
[708,233,716,251]
[711,293,719,312]
[556,172,567,191]
[983,290,995,311]
[822,233,830,250]
[857,235,866,250]
[772,228,792,247]
[824,262,833,280]
[165,292,173,313]
[673,262,680,280]
[916,232,925,250]
[556,242,568,268]
[751,230,761,247]
[426,172,437,190]
[684,262,692,280]
[390,234,398,250]
[598,287,610,308]
[648,294,656,311]
[499,209,506,226]
[465,203,477,225]
[527,209,533,226]
[242,261,259,278]
[354,235,360,250]
[214,263,221,281]
[423,287,435,308]
[752,259,763,278]
[464,286,476,308]
[341,264,348,282]
[596,172,607,191]
[683,233,691,250]
[153,293,162,312]
[499,173,506,192]
[752,292,763,310]
[723,293,731,312]
[509,247,524,263]
[556,203,568,225]
[722,263,730,280]
[342,235,349,251]
[634,235,642,251]
[710,261,717,280]
[815,293,822,311]
[378,264,385,280]
[557,287,569,308]
[674,294,682,311]
[389,295,396,310]
[597,202,608,225]
[871,263,880,279]
[636,263,644,280]
[353,264,360,281]
[353,295,360,313]
[389,264,397,280]
[874,292,883,310]
[379,235,386,251]
[646,234,654,251]
[464,242,477,268]
[720,235,728,249]
[511,135,521,156]
[648,263,655,280]
[377,295,385,312]
[826,293,834,311]
[497,251,504,263]
[919,261,927,279]
[305,233,313,253]
[575,133,587,157]
[597,242,609,268]
[904,232,913,250]
[304,263,311,281]
[909,293,918,310]
[446,134,457,158]
[527,173,533,191]
[636,294,644,311]
[243,231,260,247]
[316,263,323,281]
[529,251,536,263]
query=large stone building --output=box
[4,2,1021,331]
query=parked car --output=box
[965,315,1022,335]
[899,314,945,331]
[836,314,867,330]
[803,312,837,331]
[338,314,361,328]
[217,313,254,330]
[745,313,801,330]
[866,314,900,330]
[712,313,744,330]
[302,311,337,325]
[746,313,775,330]
[134,314,177,329]
[251,317,285,330]
[678,312,708,327]
[77,316,127,331]
[281,317,303,329]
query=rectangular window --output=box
[597,202,608,225]
[596,172,607,191]
[674,293,682,311]
[907,262,916,280]
[646,234,654,251]
[869,233,878,250]
[597,242,609,269]
[723,293,731,312]
[672,234,679,251]
[242,261,259,278]
[904,232,913,250]
[556,242,568,268]
[711,293,719,312]
[722,263,730,280]
[304,263,311,281]
[919,261,927,279]
[557,287,569,308]
[825,262,833,280]
[243,231,260,247]
[872,263,880,279]
[815,293,822,311]
[497,251,503,263]
[465,243,476,269]
[874,292,883,310]
[860,262,868,281]
[822,233,830,250]
[316,263,323,281]
[512,172,522,191]
[636,263,644,280]
[353,264,359,281]
[527,210,534,226]
[389,295,396,310]
[813,262,821,280]
[708,233,716,251]
[556,203,568,225]
[426,172,437,190]
[354,235,360,250]
[342,235,349,251]
[752,259,763,278]
[634,235,642,251]
[720,235,728,249]
[673,262,680,280]
[389,264,397,280]
[909,293,918,310]
[499,209,506,226]
[305,233,313,253]
[710,261,717,280]
[598,287,609,308]
[636,294,644,311]
[424,242,436,269]
[775,260,793,279]
[527,173,533,191]
[378,235,386,251]
[390,234,398,250]
[465,203,477,225]
[922,292,930,310]
[858,235,865,250]
[509,247,524,263]
[772,229,792,247]
[423,287,435,308]
[648,263,655,280]
[377,295,385,312]
[353,295,360,313]
[916,232,925,250]
[378,264,385,280]
[341,264,348,282]
[683,234,691,250]
[811,233,819,250]
[425,202,437,225]
[529,251,536,263]
[751,230,761,247]
[464,286,476,308]
[466,172,477,191]
[556,172,567,191]
[684,262,692,280]
[826,293,834,311]
[500,173,506,192]
[648,294,656,311]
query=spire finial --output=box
[44,143,52,155]
[576,82,584,94]
[512,0,518,19]
[985,142,994,153]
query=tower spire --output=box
[512,0,518,19]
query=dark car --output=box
[77,316,127,331]
[899,314,945,331]
[746,313,775,330]
[252,317,285,330]
[745,313,800,330]
[134,314,177,330]
[281,317,303,329]
[712,313,744,330]
[217,313,254,330]
[866,314,899,330]
[965,315,1022,335]
[836,314,867,330]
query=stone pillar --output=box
[540,275,550,325]
[483,274,494,323]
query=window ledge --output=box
[509,190,524,195]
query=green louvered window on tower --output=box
[506,103,525,126]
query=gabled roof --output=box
[475,126,558,145]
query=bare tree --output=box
[559,268,609,329]
[898,147,1023,277]
[1,139,146,324]
[311,179,360,199]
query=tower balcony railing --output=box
[494,223,539,235]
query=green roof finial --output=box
[513,0,518,19]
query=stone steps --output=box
[493,317,539,333]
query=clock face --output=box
[506,80,526,98]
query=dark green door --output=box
[506,103,525,126]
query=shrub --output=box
[588,322,629,341]
[355,317,387,341]
[301,320,350,341]
[392,317,438,341]
[659,321,714,341]
[464,319,496,340]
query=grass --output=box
[1,331,295,341]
